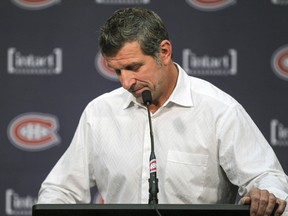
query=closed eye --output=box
[126,63,142,72]
[114,63,143,76]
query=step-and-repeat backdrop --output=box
[1,0,288,215]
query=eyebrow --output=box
[107,62,143,71]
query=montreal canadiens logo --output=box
[271,45,288,81]
[95,52,118,81]
[186,0,236,11]
[8,113,60,151]
[11,0,60,10]
[150,159,157,173]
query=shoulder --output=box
[84,87,129,114]
[189,76,239,109]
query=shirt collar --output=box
[167,63,193,107]
[122,90,137,109]
[122,63,193,110]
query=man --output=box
[38,7,288,216]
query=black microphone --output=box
[142,90,159,205]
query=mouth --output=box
[130,88,149,97]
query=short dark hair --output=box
[99,7,169,58]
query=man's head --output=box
[99,8,178,111]
[99,7,169,60]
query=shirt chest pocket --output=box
[164,151,208,203]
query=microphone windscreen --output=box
[142,90,152,106]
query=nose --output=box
[120,70,136,90]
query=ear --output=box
[159,40,172,65]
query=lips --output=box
[131,86,151,97]
[133,88,144,96]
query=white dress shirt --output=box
[38,64,288,206]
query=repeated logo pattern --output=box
[11,0,61,10]
[7,113,60,151]
[185,0,236,11]
[271,45,288,81]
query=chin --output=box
[134,94,144,104]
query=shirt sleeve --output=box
[37,108,96,204]
[217,104,288,201]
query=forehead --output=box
[105,41,147,68]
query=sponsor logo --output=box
[6,189,37,216]
[149,159,157,173]
[271,0,288,5]
[271,45,288,81]
[11,0,60,10]
[7,113,60,151]
[95,0,150,4]
[270,119,288,146]
[186,0,236,11]
[182,48,237,76]
[7,47,62,75]
[95,52,118,81]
